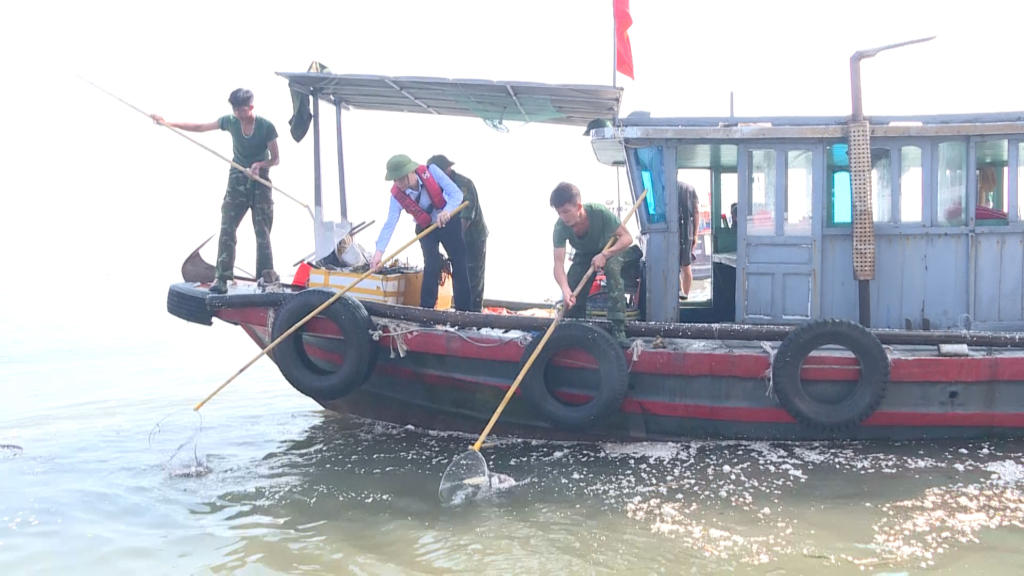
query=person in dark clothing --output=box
[678,181,701,300]
[427,155,487,312]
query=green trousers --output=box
[215,169,274,281]
[565,254,625,330]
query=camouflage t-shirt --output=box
[218,115,278,170]
[553,203,622,262]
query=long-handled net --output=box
[438,190,648,506]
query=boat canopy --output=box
[277,72,623,127]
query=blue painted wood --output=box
[634,146,680,323]
[999,235,1024,323]
[819,210,1020,330]
[735,148,748,323]
[820,236,858,322]
[916,236,968,330]
[896,236,926,329]
[811,148,823,319]
[869,237,888,327]
[737,144,821,324]
[745,273,774,318]
[747,244,813,265]
[782,273,812,318]
[974,235,1003,323]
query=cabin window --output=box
[936,141,967,226]
[785,150,813,235]
[748,149,776,235]
[872,149,892,222]
[975,139,1009,226]
[722,173,738,228]
[900,146,923,223]
[827,144,851,227]
[826,144,892,226]
[635,147,666,224]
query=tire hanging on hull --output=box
[771,319,889,432]
[270,289,379,401]
[518,322,630,431]
[167,282,214,326]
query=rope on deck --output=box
[369,320,533,359]
[627,339,644,372]
[760,341,776,397]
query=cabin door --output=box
[736,144,823,324]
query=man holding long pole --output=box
[371,154,472,312]
[151,88,280,294]
[550,182,633,344]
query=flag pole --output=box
[612,0,617,88]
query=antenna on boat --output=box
[847,35,936,329]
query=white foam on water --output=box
[607,441,1024,570]
[165,462,213,478]
[600,442,684,461]
[984,460,1024,486]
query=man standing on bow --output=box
[550,182,633,344]
[371,155,471,311]
[426,154,487,312]
[151,88,280,294]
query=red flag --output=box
[614,0,634,80]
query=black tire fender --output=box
[519,322,630,431]
[270,289,377,401]
[167,283,214,326]
[772,319,889,432]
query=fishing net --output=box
[439,449,491,505]
[148,410,211,477]
[452,90,564,133]
[483,118,510,133]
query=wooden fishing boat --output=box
[168,50,1024,441]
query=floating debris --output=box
[0,444,23,457]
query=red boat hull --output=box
[216,304,1024,441]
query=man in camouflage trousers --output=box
[428,155,488,312]
[151,88,280,294]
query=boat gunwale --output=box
[191,283,1024,349]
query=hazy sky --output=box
[2,0,1020,302]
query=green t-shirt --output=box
[553,203,621,262]
[218,115,278,170]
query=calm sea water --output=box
[3,277,1024,575]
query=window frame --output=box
[823,137,934,235]
[967,135,1024,233]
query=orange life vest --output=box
[390,165,447,228]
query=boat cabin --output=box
[590,113,1024,330]
[280,67,1024,334]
